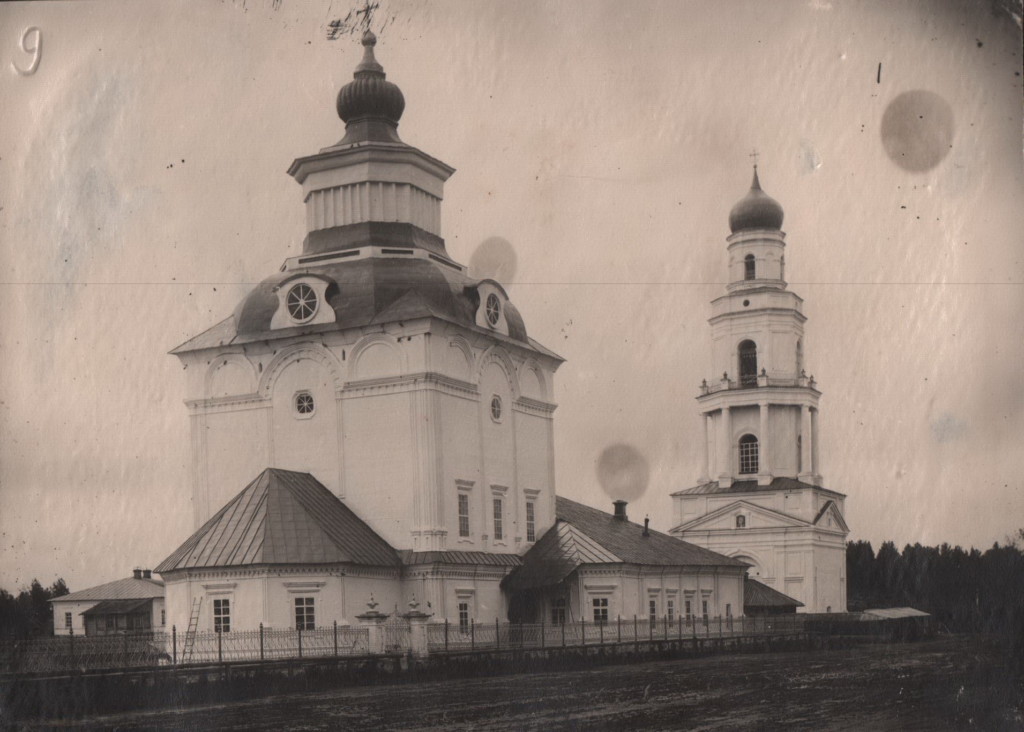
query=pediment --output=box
[812,500,849,533]
[674,500,810,533]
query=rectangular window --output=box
[458,493,470,537]
[161,609,166,626]
[726,603,732,618]
[525,501,536,542]
[64,612,72,629]
[667,599,675,622]
[105,616,115,631]
[685,600,692,621]
[213,598,231,633]
[493,498,503,541]
[458,602,470,633]
[551,598,566,625]
[592,597,609,624]
[702,600,709,625]
[649,599,657,624]
[295,597,315,631]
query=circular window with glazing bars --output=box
[485,293,501,327]
[286,283,318,323]
[295,391,315,416]
[490,394,502,421]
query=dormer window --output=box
[485,293,501,327]
[286,283,318,323]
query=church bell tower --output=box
[671,168,849,613]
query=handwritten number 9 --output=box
[13,27,42,76]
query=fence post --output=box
[495,618,500,651]
[561,618,565,647]
[260,623,265,661]
[444,618,449,652]
[172,625,177,665]
[580,618,585,646]
[617,615,621,644]
[298,628,303,658]
[217,629,223,662]
[649,616,653,641]
[599,618,604,646]
[634,615,638,653]
[68,626,74,662]
[541,616,545,649]
[124,631,129,659]
[664,615,668,640]
[333,620,338,657]
[470,618,475,651]
[719,615,723,639]
[678,613,682,640]
[519,620,524,649]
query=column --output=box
[757,401,771,485]
[718,407,732,487]
[698,413,710,483]
[811,408,821,483]
[799,405,813,481]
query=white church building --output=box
[156,31,748,635]
[670,170,849,613]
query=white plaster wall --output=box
[51,600,95,636]
[270,358,340,493]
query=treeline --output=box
[0,579,69,638]
[847,535,1024,637]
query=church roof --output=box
[728,167,785,233]
[171,257,558,361]
[672,477,846,499]
[505,496,745,591]
[155,469,401,573]
[744,578,803,609]
[398,550,523,567]
[51,576,164,604]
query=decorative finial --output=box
[355,29,385,77]
[366,594,378,611]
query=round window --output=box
[286,283,318,323]
[295,392,315,415]
[484,293,501,327]
[490,394,502,421]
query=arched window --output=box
[744,254,756,280]
[735,515,746,528]
[796,338,803,376]
[739,434,759,474]
[738,340,758,387]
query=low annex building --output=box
[506,498,746,626]
[50,571,165,637]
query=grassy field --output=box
[35,635,1024,731]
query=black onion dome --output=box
[728,167,785,233]
[336,31,405,141]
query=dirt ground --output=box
[32,636,1024,731]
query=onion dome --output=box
[728,167,785,233]
[335,31,406,144]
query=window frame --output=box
[739,434,759,474]
[294,596,315,631]
[458,601,470,633]
[744,253,756,280]
[551,597,567,626]
[213,598,231,634]
[457,493,471,538]
[592,597,609,624]
[525,500,536,542]
[492,497,503,542]
[738,339,758,386]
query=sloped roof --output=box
[155,469,401,573]
[81,598,154,616]
[744,578,804,609]
[51,577,164,604]
[861,607,930,620]
[170,256,560,363]
[506,497,745,591]
[672,477,845,499]
[399,551,523,567]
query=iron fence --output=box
[426,614,807,653]
[1,623,370,675]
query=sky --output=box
[0,0,1021,593]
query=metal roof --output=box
[51,577,164,604]
[155,469,401,573]
[744,578,804,608]
[672,477,846,499]
[399,551,523,567]
[81,598,154,616]
[506,497,746,591]
[861,607,931,620]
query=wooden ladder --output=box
[182,597,202,663]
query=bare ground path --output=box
[27,636,1024,731]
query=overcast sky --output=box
[1,0,1021,592]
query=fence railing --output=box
[1,623,370,675]
[426,614,807,653]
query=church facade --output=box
[670,171,849,613]
[157,32,746,635]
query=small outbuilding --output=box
[50,570,165,636]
